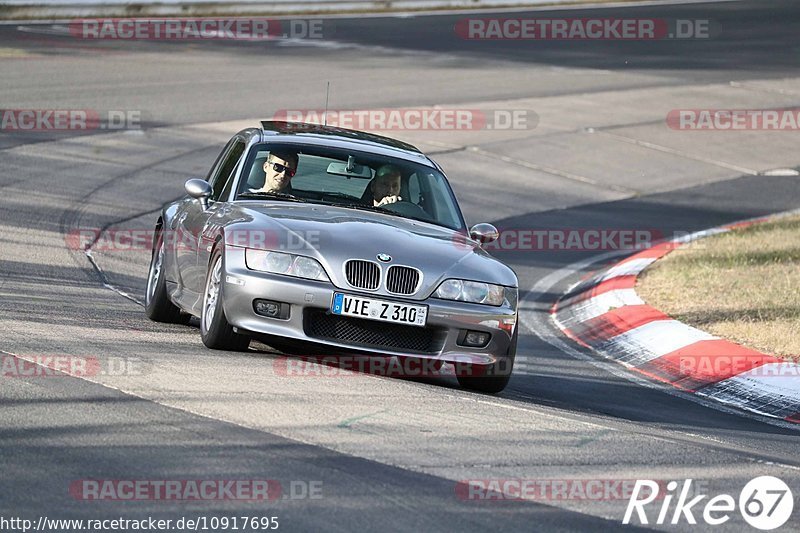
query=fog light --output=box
[253,299,289,319]
[462,330,490,348]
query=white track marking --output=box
[605,320,715,361]
[521,249,800,432]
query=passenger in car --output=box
[368,165,403,207]
[250,150,299,193]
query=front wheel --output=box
[200,248,250,351]
[145,227,188,324]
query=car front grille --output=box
[385,266,420,295]
[304,310,444,354]
[344,260,380,290]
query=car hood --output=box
[222,202,517,298]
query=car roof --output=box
[256,121,436,167]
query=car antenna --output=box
[323,81,330,127]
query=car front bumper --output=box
[221,246,517,365]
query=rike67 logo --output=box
[624,477,794,529]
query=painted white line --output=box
[12,23,464,59]
[598,130,759,176]
[673,226,727,244]
[85,250,144,306]
[0,347,615,444]
[14,23,68,35]
[762,168,800,177]
[470,146,640,195]
[729,81,800,98]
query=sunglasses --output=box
[267,160,296,178]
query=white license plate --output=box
[331,293,428,327]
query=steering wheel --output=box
[383,200,429,219]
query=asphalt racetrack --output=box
[1,1,800,531]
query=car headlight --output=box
[434,279,506,306]
[245,249,329,281]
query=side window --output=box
[219,164,238,201]
[206,139,236,183]
[211,140,246,201]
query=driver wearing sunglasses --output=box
[251,150,299,194]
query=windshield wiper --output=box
[238,192,307,202]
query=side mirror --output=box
[470,223,499,244]
[185,179,212,209]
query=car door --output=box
[176,137,246,303]
[195,147,246,285]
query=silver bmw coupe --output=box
[145,121,518,392]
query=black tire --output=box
[145,227,188,323]
[200,247,250,351]
[456,330,517,393]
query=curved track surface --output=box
[2,1,800,530]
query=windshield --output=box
[235,143,466,231]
